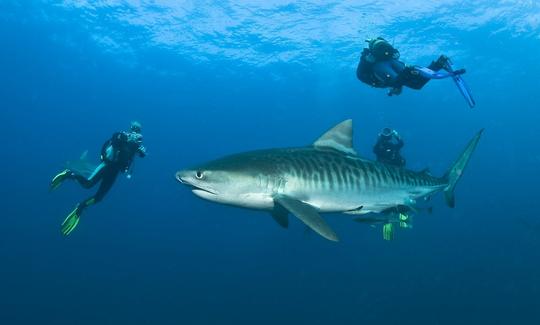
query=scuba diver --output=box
[373,127,406,167]
[356,37,475,108]
[50,121,147,236]
[354,210,413,241]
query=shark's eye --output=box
[195,171,204,179]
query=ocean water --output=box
[1,1,539,324]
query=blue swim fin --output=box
[444,59,476,108]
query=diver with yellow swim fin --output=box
[50,121,147,236]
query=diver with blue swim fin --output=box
[443,57,476,108]
[356,37,475,107]
[50,121,147,236]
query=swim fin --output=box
[383,223,394,241]
[444,59,476,108]
[50,169,71,191]
[61,206,80,236]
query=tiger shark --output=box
[176,120,482,242]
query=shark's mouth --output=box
[192,188,218,197]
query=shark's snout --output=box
[175,171,188,184]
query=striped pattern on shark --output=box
[176,120,482,242]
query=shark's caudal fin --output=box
[443,129,483,208]
[313,119,357,156]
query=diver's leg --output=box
[60,193,99,236]
[51,161,107,191]
[391,64,423,90]
[61,166,119,236]
[77,166,119,211]
[428,55,450,71]
[399,69,430,90]
[73,163,106,189]
[92,166,120,203]
[413,66,462,80]
[399,66,465,90]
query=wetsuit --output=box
[356,48,453,92]
[70,131,146,213]
[373,135,405,167]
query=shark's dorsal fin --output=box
[313,119,357,155]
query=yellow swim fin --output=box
[50,169,71,191]
[61,206,80,236]
[383,223,394,241]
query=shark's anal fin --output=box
[274,196,339,242]
[271,204,289,228]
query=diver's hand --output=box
[139,146,147,157]
[387,87,402,96]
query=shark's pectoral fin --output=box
[271,205,289,228]
[274,196,339,242]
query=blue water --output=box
[1,1,540,324]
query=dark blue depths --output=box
[1,2,539,324]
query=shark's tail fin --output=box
[443,129,483,208]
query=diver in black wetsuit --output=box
[50,121,147,236]
[373,127,405,167]
[356,37,465,96]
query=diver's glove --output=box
[138,146,147,157]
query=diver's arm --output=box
[392,131,404,149]
[357,50,373,82]
[137,145,147,158]
[395,138,404,149]
[373,140,384,155]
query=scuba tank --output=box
[100,131,142,179]
[101,139,116,163]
